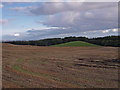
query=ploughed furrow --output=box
[13,64,93,87]
[74,58,119,69]
[3,66,52,88]
[2,79,20,88]
[74,63,119,69]
[3,64,81,88]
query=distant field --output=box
[2,43,118,88]
[51,41,99,47]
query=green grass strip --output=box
[51,41,100,47]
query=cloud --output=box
[10,2,117,33]
[0,18,16,25]
[9,6,38,15]
[10,7,27,11]
[102,30,110,33]
[112,28,118,32]
[0,4,3,8]
[14,33,20,37]
[85,12,94,18]
[102,28,118,34]
[2,0,37,2]
[3,28,118,41]
[27,2,117,15]
[0,19,8,25]
[2,0,119,2]
[42,5,117,32]
[3,2,118,41]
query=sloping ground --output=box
[51,41,99,47]
[2,43,118,88]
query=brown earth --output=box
[2,43,119,88]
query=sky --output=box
[0,0,119,41]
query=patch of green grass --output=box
[13,65,26,73]
[16,59,24,63]
[12,65,69,83]
[51,41,100,47]
[13,65,48,77]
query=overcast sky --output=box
[1,1,119,41]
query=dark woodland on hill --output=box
[4,36,120,47]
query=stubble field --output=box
[2,43,119,88]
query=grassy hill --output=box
[51,41,100,47]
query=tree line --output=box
[4,36,120,47]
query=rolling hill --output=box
[51,41,99,47]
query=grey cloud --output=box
[10,2,118,32]
[10,2,117,15]
[29,2,117,15]
[42,7,118,32]
[2,28,118,41]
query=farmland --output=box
[2,43,119,88]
